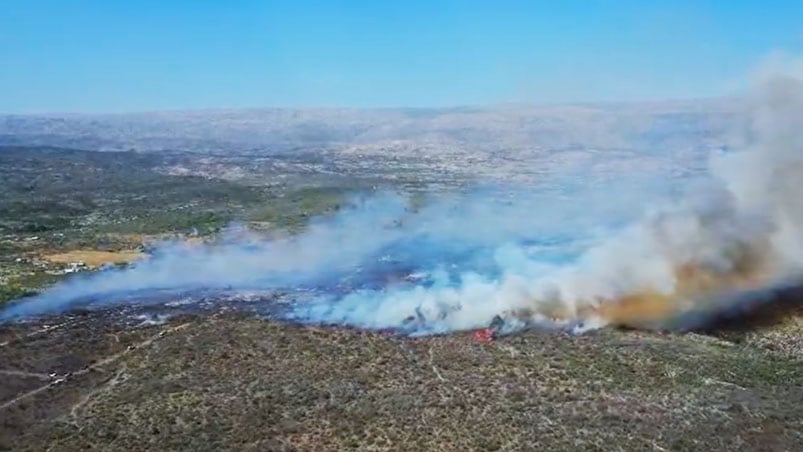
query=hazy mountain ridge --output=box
[0,99,744,155]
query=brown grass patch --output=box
[44,250,145,268]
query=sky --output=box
[1,0,802,113]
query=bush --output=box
[0,284,36,305]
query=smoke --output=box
[3,64,803,335]
[0,180,662,323]
[290,67,803,334]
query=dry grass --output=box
[44,250,145,268]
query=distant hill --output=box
[0,100,745,155]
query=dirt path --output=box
[0,322,191,411]
[68,367,127,423]
[0,369,51,380]
[0,319,80,348]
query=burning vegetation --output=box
[3,67,803,344]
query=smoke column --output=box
[2,66,803,335]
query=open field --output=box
[44,250,146,268]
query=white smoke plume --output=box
[3,61,803,335]
[284,65,803,334]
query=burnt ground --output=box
[0,309,801,451]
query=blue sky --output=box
[1,0,802,112]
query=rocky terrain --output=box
[0,306,801,451]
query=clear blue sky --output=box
[1,0,802,112]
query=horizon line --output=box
[0,95,740,117]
